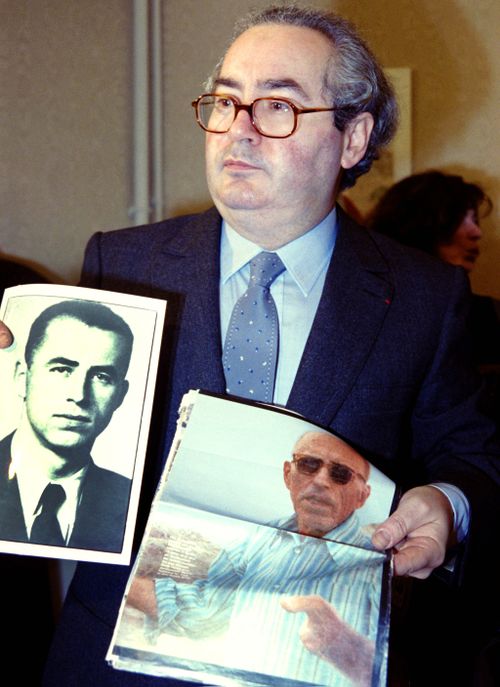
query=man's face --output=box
[20,316,129,456]
[436,209,482,272]
[205,24,361,246]
[284,432,371,537]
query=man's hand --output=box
[0,321,13,348]
[281,594,374,686]
[127,576,158,618]
[371,485,454,578]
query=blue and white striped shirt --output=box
[155,514,388,686]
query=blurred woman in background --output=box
[367,170,499,421]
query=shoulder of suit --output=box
[337,205,462,285]
[86,461,131,491]
[90,206,221,248]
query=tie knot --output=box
[249,252,285,288]
[36,483,66,513]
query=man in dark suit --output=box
[0,4,498,686]
[0,299,133,552]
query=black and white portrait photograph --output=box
[0,283,166,564]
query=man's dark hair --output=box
[25,299,134,374]
[205,3,398,190]
[367,170,492,254]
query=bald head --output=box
[284,431,371,537]
[294,431,370,479]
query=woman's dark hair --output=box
[367,170,492,254]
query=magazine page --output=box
[0,283,166,564]
[108,391,396,685]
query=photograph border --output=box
[0,283,166,564]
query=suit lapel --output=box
[287,209,394,426]
[150,207,226,400]
[139,206,394,439]
[0,434,29,542]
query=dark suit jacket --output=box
[0,433,131,552]
[43,207,500,685]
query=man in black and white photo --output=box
[0,299,133,552]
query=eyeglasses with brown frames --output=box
[191,93,335,139]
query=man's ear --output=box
[357,482,371,510]
[14,360,27,400]
[283,461,292,491]
[340,112,374,170]
[112,379,129,411]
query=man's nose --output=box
[66,372,89,403]
[228,107,261,142]
[310,464,332,488]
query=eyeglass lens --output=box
[293,456,354,485]
[196,95,296,137]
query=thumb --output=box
[372,510,410,550]
[0,321,13,348]
[280,595,305,614]
[280,595,327,621]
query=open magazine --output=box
[0,283,166,564]
[107,390,398,686]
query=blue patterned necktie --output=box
[223,251,286,402]
[30,483,66,546]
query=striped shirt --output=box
[155,513,388,686]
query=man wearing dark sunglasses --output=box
[280,431,378,683]
[284,431,371,539]
[126,430,381,686]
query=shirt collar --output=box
[11,445,88,524]
[277,511,363,544]
[220,208,337,297]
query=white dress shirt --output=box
[10,446,87,543]
[220,208,337,406]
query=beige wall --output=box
[1,0,132,284]
[333,0,500,298]
[2,0,499,297]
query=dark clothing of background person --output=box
[41,206,500,687]
[0,256,49,300]
[469,294,500,423]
